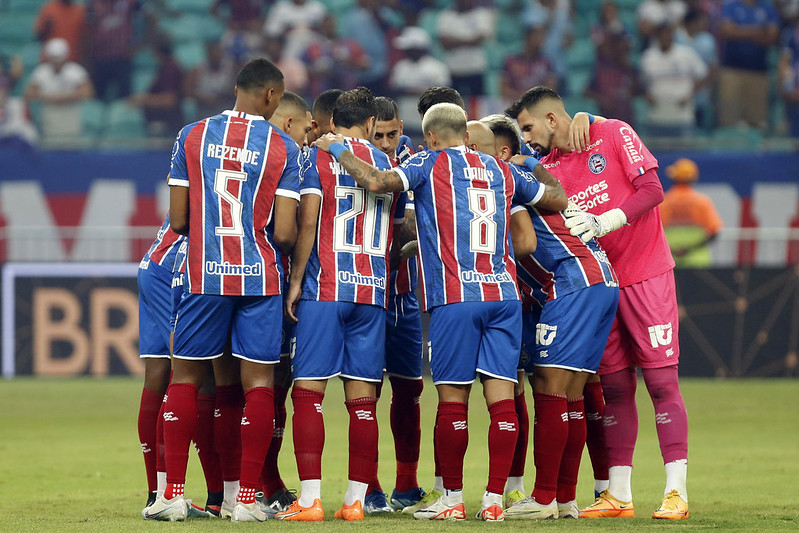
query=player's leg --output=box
[364,376,390,514]
[555,371,590,519]
[335,303,386,521]
[211,349,242,517]
[584,374,609,498]
[139,358,170,510]
[230,295,282,522]
[260,352,296,513]
[195,364,223,516]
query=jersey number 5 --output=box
[333,186,393,256]
[214,169,247,237]
[467,187,497,253]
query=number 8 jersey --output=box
[300,137,403,307]
[167,110,301,296]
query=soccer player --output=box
[145,58,300,522]
[275,87,402,522]
[507,86,690,520]
[269,90,312,149]
[368,95,426,513]
[313,102,568,521]
[308,88,343,143]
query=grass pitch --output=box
[0,377,796,532]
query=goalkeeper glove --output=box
[563,205,627,243]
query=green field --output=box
[0,377,797,532]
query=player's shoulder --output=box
[401,148,436,168]
[593,118,639,141]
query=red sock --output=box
[435,402,468,491]
[261,385,288,496]
[557,397,587,503]
[345,397,379,485]
[584,381,609,481]
[643,366,689,463]
[163,383,199,494]
[486,399,518,495]
[238,387,275,502]
[291,387,325,480]
[433,408,441,478]
[390,376,423,492]
[156,397,166,473]
[601,368,638,467]
[509,392,529,478]
[138,387,163,493]
[531,392,568,505]
[214,384,244,482]
[196,393,223,494]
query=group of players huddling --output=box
[136,56,690,523]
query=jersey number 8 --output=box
[467,187,497,253]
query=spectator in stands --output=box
[775,0,799,39]
[85,0,138,102]
[302,14,370,99]
[127,38,183,137]
[264,0,327,58]
[343,0,394,96]
[718,0,780,129]
[24,38,94,141]
[185,41,237,120]
[585,25,640,126]
[34,0,86,64]
[779,20,799,137]
[0,56,37,147]
[637,0,688,50]
[640,23,708,137]
[660,158,723,268]
[211,0,264,34]
[263,33,309,98]
[591,1,632,46]
[500,23,559,103]
[676,9,718,130]
[437,0,495,98]
[522,0,573,85]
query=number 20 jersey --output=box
[393,146,545,311]
[167,110,301,296]
[300,137,403,307]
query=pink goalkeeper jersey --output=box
[541,119,674,287]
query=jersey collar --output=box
[222,110,265,121]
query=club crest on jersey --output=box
[588,153,606,174]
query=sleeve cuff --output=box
[527,185,546,206]
[276,188,300,201]
[300,188,323,197]
[393,168,410,191]
[168,178,189,187]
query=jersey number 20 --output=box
[333,186,393,256]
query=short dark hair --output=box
[312,89,344,120]
[278,90,309,113]
[505,86,563,119]
[374,96,400,122]
[417,86,464,118]
[235,58,284,92]
[481,115,521,155]
[332,86,376,129]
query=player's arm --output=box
[314,133,405,193]
[509,155,568,212]
[272,195,298,254]
[285,193,320,323]
[510,207,536,257]
[169,185,189,235]
[569,112,607,153]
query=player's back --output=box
[141,214,184,272]
[300,137,399,307]
[400,147,521,310]
[168,110,301,296]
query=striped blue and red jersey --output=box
[389,137,417,296]
[514,204,619,312]
[140,214,185,271]
[167,110,301,296]
[394,146,545,311]
[300,137,402,307]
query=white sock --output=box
[298,479,321,507]
[608,465,633,502]
[482,491,502,509]
[443,489,463,506]
[223,480,239,506]
[432,476,445,493]
[594,478,609,495]
[664,459,688,501]
[343,480,368,506]
[505,476,525,494]
[156,472,166,499]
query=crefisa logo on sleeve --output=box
[588,153,606,174]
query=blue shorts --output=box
[172,293,282,363]
[519,307,542,370]
[281,318,295,358]
[169,271,185,330]
[292,300,386,381]
[138,262,173,359]
[524,283,619,374]
[385,292,423,379]
[428,300,521,385]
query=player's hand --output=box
[284,280,302,323]
[563,205,627,242]
[313,133,345,152]
[569,112,592,153]
[399,240,418,262]
[509,154,542,170]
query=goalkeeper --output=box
[506,87,690,521]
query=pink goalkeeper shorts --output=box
[599,269,680,375]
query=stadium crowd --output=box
[2,0,799,146]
